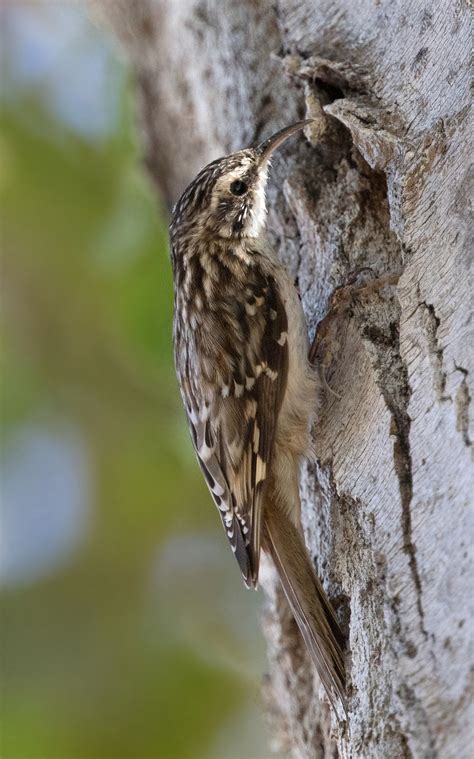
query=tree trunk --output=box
[92,1,472,756]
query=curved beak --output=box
[256,119,314,165]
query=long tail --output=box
[264,506,346,714]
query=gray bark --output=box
[91,1,473,757]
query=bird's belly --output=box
[273,269,318,459]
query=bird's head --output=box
[170,120,313,241]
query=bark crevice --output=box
[420,302,450,403]
[455,367,472,448]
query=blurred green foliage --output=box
[0,6,268,758]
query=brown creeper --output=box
[169,121,345,710]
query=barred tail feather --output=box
[264,507,346,715]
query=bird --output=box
[169,120,346,711]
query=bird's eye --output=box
[230,179,248,196]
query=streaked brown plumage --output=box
[169,121,346,712]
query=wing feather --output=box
[176,270,289,587]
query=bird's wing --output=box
[177,273,289,587]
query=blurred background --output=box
[0,3,271,757]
